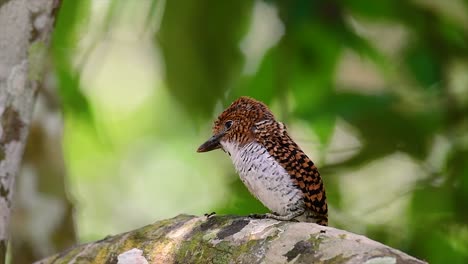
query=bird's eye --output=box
[224,120,233,130]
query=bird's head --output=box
[197,96,275,153]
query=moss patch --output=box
[28,41,47,81]
[174,216,265,264]
[324,253,353,264]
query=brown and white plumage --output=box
[197,96,328,225]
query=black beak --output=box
[197,132,224,153]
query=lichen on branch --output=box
[36,214,427,264]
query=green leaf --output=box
[408,229,468,264]
[405,45,442,89]
[157,0,254,118]
[342,0,398,19]
[289,24,342,115]
[410,185,455,226]
[231,47,280,105]
[323,92,440,165]
[51,0,94,121]
[310,116,336,147]
[446,149,468,222]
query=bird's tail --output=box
[295,213,328,226]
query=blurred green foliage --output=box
[52,0,93,119]
[158,0,254,118]
[49,0,468,263]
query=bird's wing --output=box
[253,120,328,225]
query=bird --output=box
[197,96,328,226]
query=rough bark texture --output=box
[0,0,60,263]
[36,214,427,264]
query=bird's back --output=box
[253,120,328,225]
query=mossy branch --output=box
[36,214,426,264]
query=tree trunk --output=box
[11,79,77,263]
[0,0,61,263]
[36,214,427,264]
